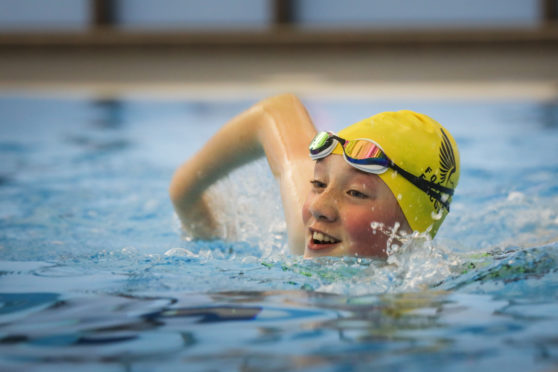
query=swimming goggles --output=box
[308,131,454,210]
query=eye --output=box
[310,179,326,190]
[347,189,368,199]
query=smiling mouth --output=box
[310,230,340,246]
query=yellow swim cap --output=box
[332,110,460,237]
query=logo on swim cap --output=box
[419,128,457,213]
[439,129,457,188]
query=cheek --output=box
[341,201,401,241]
[301,196,312,225]
[341,206,393,257]
[341,208,376,241]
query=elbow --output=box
[168,166,190,208]
[168,175,182,208]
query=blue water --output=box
[1,95,558,371]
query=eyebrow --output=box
[346,167,381,185]
[348,165,373,176]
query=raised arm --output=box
[169,94,316,253]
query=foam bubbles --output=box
[164,248,196,257]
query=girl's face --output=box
[302,155,410,258]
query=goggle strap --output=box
[425,188,451,211]
[390,163,454,195]
[390,162,453,211]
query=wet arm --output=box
[169,94,316,249]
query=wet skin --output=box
[302,155,410,258]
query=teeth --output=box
[312,231,337,244]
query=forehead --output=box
[314,155,382,187]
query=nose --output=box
[309,190,338,222]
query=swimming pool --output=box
[1,94,557,371]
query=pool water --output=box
[1,95,558,371]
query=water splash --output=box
[440,241,558,296]
[178,159,288,258]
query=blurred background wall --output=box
[0,0,548,30]
[0,0,557,99]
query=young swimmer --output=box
[169,94,459,258]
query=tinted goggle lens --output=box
[309,131,333,155]
[343,140,387,162]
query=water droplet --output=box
[431,209,444,220]
[507,191,525,203]
[121,246,138,255]
[397,193,402,200]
